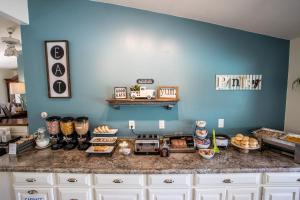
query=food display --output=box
[46,116,61,135]
[86,145,115,154]
[285,135,300,144]
[171,139,187,148]
[74,117,89,136]
[60,117,74,136]
[231,133,259,153]
[198,149,215,159]
[90,137,117,144]
[195,138,210,149]
[93,125,118,134]
[195,129,208,139]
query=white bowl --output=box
[195,129,208,139]
[195,139,210,149]
[196,120,206,128]
[199,149,215,159]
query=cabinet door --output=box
[227,187,259,200]
[263,187,300,200]
[95,189,143,200]
[14,187,55,200]
[148,189,191,200]
[195,188,226,200]
[58,188,93,200]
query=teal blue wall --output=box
[22,0,289,136]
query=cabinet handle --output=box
[113,178,124,183]
[25,178,36,183]
[67,178,78,183]
[70,199,78,200]
[297,178,300,182]
[223,179,233,184]
[27,190,38,195]
[164,179,174,184]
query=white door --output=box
[263,187,300,200]
[14,187,55,200]
[95,189,143,200]
[195,188,226,200]
[148,189,191,200]
[227,187,259,200]
[57,188,93,200]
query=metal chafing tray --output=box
[252,128,300,163]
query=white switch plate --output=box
[159,120,165,129]
[129,120,135,129]
[218,119,224,128]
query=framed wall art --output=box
[158,86,179,99]
[216,75,262,90]
[114,87,127,99]
[45,40,71,98]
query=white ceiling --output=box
[93,0,300,40]
[0,16,21,69]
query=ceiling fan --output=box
[1,27,21,57]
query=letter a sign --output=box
[45,40,71,98]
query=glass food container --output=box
[74,117,89,137]
[60,117,74,136]
[46,116,61,136]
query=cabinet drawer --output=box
[13,172,54,186]
[14,187,55,200]
[148,174,192,188]
[56,173,91,187]
[264,173,300,185]
[57,188,93,200]
[195,173,261,186]
[94,174,144,188]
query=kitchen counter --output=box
[1,145,300,174]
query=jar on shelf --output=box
[46,116,61,136]
[60,117,74,136]
[74,117,89,137]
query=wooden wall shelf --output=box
[106,98,179,110]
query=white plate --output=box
[93,129,118,135]
[90,137,117,144]
[86,146,114,154]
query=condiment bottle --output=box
[160,141,170,157]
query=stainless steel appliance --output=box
[253,128,300,163]
[134,134,160,155]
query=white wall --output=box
[285,37,300,134]
[0,68,17,104]
[0,0,29,24]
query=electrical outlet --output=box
[159,120,165,129]
[218,119,224,128]
[129,120,135,129]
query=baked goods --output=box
[249,138,258,148]
[285,135,300,144]
[231,133,258,149]
[93,125,112,133]
[171,139,187,148]
[93,146,109,152]
[90,137,117,143]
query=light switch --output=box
[218,119,224,128]
[159,120,165,129]
[129,120,135,129]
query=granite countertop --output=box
[1,143,300,174]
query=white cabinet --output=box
[195,188,226,200]
[148,189,191,200]
[14,187,55,200]
[227,188,259,200]
[262,187,299,200]
[95,189,144,200]
[57,188,93,200]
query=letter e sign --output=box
[45,40,71,98]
